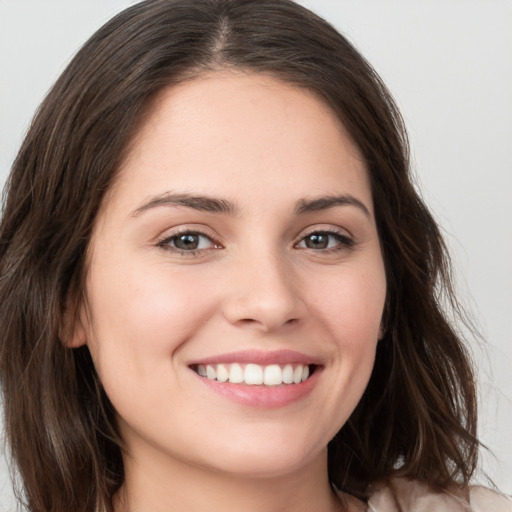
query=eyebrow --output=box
[132,192,239,217]
[294,195,371,218]
[132,192,371,219]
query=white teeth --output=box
[263,364,282,386]
[197,362,312,386]
[228,363,244,383]
[244,364,263,385]
[206,365,216,380]
[282,364,294,384]
[293,365,303,384]
[216,364,229,382]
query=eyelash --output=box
[156,228,355,256]
[157,229,221,256]
[294,229,355,253]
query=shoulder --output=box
[366,478,512,512]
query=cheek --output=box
[83,256,222,381]
[293,268,385,440]
[308,260,386,397]
[312,264,386,339]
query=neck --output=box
[114,446,344,512]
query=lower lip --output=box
[194,368,320,408]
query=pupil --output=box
[176,234,199,250]
[306,234,328,249]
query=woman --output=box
[0,1,510,511]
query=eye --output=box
[157,230,219,253]
[296,230,354,251]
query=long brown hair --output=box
[0,1,478,511]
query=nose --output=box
[222,250,306,332]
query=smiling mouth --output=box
[191,363,316,386]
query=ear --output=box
[378,323,385,341]
[66,315,88,348]
[60,298,88,348]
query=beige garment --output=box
[363,478,512,512]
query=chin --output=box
[194,430,327,479]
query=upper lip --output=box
[188,349,322,367]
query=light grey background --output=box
[0,0,510,508]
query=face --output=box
[73,72,386,480]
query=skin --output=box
[70,71,386,512]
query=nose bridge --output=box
[222,241,303,331]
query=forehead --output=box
[110,71,371,213]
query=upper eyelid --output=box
[157,225,220,241]
[296,225,353,241]
[156,228,223,251]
